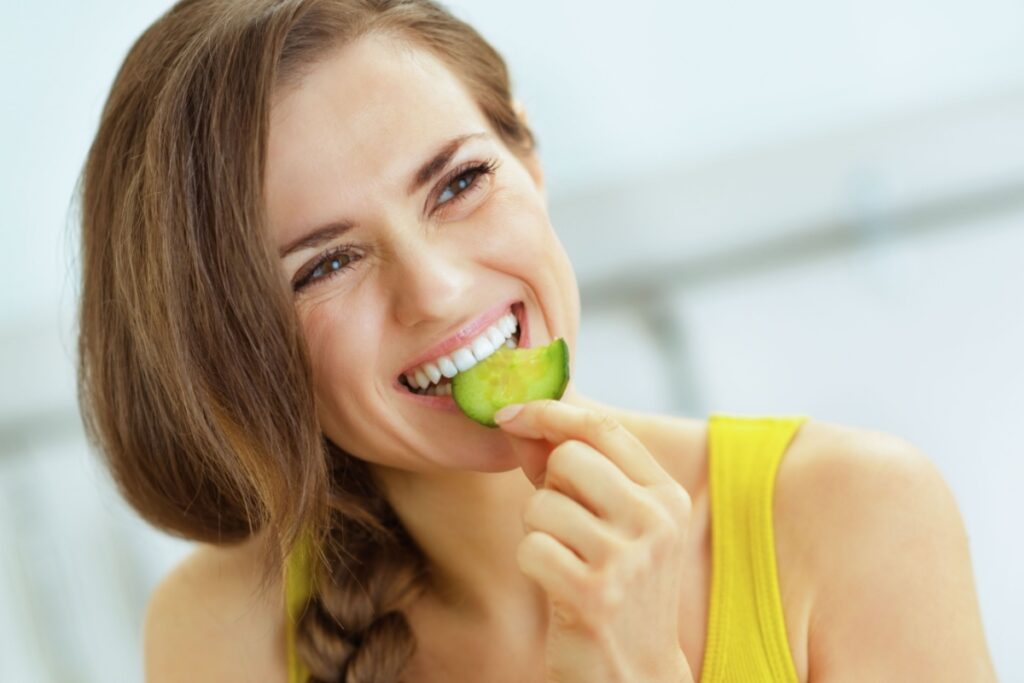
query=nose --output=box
[390,235,472,329]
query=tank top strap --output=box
[700,413,808,683]
[284,531,314,683]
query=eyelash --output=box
[292,158,501,292]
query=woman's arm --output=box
[782,422,998,682]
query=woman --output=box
[76,1,996,681]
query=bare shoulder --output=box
[774,418,997,682]
[143,534,288,682]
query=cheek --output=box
[488,188,575,290]
[474,188,554,266]
[478,189,580,343]
[299,299,363,396]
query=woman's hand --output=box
[494,400,695,683]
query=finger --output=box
[544,440,664,535]
[496,400,670,487]
[522,488,625,567]
[504,434,551,489]
[516,530,590,612]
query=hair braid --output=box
[297,444,429,682]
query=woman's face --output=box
[265,35,579,474]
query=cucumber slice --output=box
[452,337,570,427]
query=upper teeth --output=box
[404,311,519,390]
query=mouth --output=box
[396,301,527,399]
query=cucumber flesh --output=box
[452,337,570,427]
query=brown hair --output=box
[76,0,536,680]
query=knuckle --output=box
[550,605,579,630]
[540,487,563,512]
[538,399,560,427]
[601,527,629,558]
[645,508,683,559]
[522,491,547,526]
[585,411,620,435]
[651,511,679,544]
[546,448,569,478]
[548,440,584,474]
[660,482,693,519]
[587,570,624,618]
[632,492,679,539]
[517,530,547,564]
[628,487,663,524]
[572,566,596,595]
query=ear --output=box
[513,98,530,127]
[512,99,545,196]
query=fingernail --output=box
[494,403,524,424]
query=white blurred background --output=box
[2,0,1022,680]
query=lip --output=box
[393,301,530,408]
[398,297,521,378]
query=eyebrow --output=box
[278,132,490,259]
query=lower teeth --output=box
[423,382,452,397]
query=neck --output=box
[373,462,544,625]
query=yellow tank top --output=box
[283,413,807,683]
[284,530,313,683]
[700,413,806,682]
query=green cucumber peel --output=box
[451,337,570,427]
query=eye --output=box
[292,158,500,294]
[433,158,500,213]
[293,246,361,292]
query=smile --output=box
[398,301,526,397]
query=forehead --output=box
[264,34,489,240]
